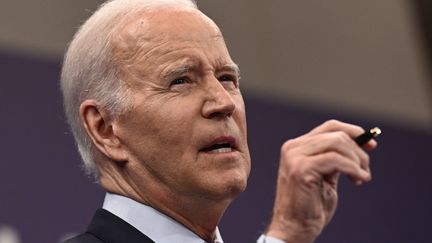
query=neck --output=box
[145,191,230,242]
[99,165,233,242]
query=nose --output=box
[202,78,236,119]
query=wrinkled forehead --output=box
[112,7,224,52]
[110,6,231,81]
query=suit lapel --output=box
[87,208,155,243]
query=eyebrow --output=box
[161,65,192,80]
[161,63,241,80]
[220,63,241,78]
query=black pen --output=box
[354,127,382,146]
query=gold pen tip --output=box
[370,127,382,137]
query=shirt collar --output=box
[102,192,224,243]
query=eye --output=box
[170,77,188,86]
[218,74,239,88]
[218,74,234,82]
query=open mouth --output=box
[200,142,233,153]
[199,137,237,154]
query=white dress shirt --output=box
[103,193,284,243]
[257,235,286,243]
[103,193,223,243]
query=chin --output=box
[205,172,249,201]
[226,178,248,198]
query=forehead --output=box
[137,8,222,39]
[111,7,233,81]
[113,7,225,56]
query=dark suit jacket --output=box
[64,208,155,243]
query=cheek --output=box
[234,97,247,131]
[155,104,199,141]
[127,103,198,157]
[122,111,197,181]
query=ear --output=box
[79,100,128,163]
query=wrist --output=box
[266,220,319,243]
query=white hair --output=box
[60,0,198,177]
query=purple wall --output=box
[1,52,431,243]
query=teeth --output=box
[209,147,232,153]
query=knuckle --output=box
[331,131,350,144]
[363,152,370,162]
[331,152,344,162]
[324,151,343,162]
[324,119,342,129]
[288,161,309,181]
[361,152,370,167]
[355,125,365,134]
[357,148,369,161]
[281,139,296,152]
[279,142,305,172]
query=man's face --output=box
[111,8,251,202]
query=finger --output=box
[306,120,378,154]
[308,119,365,138]
[291,131,370,171]
[307,151,371,183]
[362,139,378,150]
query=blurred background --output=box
[0,0,431,242]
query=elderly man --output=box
[61,0,376,242]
